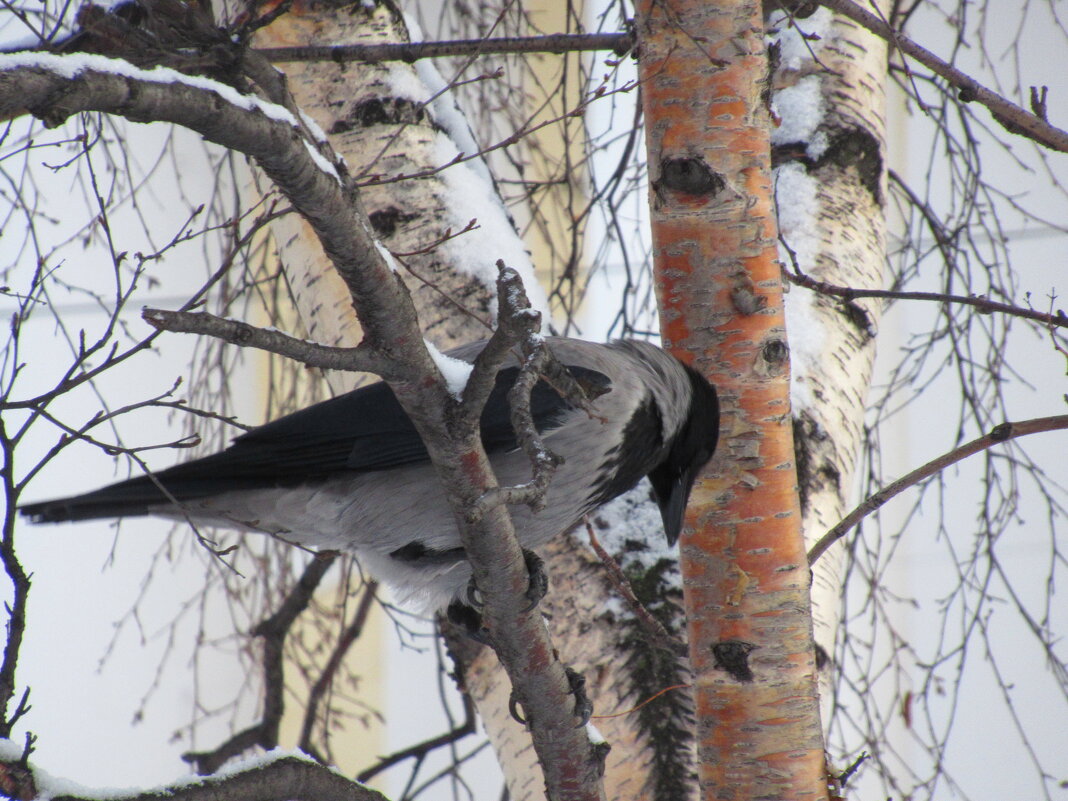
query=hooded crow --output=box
[20,337,719,612]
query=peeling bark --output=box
[636,0,828,798]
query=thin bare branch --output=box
[809,415,1068,565]
[781,262,1068,330]
[141,308,397,377]
[298,581,379,755]
[355,694,477,784]
[819,0,1068,152]
[584,521,686,657]
[255,32,634,65]
[183,553,338,774]
[0,419,30,738]
[356,78,637,188]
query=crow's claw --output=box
[509,690,527,725]
[566,666,594,727]
[464,578,483,609]
[507,667,593,728]
[450,549,545,642]
[521,549,548,613]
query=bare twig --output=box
[183,552,338,774]
[468,262,561,517]
[356,78,637,188]
[780,261,1068,330]
[0,56,431,384]
[255,32,634,65]
[148,401,252,432]
[0,419,30,738]
[457,266,539,419]
[390,219,481,258]
[2,202,284,413]
[472,264,611,518]
[236,0,293,40]
[28,404,200,457]
[141,309,398,378]
[838,751,869,784]
[473,350,562,515]
[584,521,687,657]
[355,694,477,784]
[297,580,379,755]
[808,415,1068,565]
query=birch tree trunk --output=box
[249,0,509,390]
[766,2,889,713]
[636,0,828,797]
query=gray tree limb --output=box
[0,55,606,800]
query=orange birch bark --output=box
[636,2,828,799]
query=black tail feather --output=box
[19,456,272,523]
[20,492,156,523]
[19,473,213,523]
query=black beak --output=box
[649,460,705,547]
[646,364,719,546]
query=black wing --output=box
[20,365,610,523]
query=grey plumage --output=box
[20,337,719,612]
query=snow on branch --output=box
[0,23,625,799]
[0,743,387,801]
[0,52,305,133]
[0,51,427,369]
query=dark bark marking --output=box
[772,124,884,205]
[793,412,841,515]
[658,156,725,196]
[331,97,425,133]
[368,206,418,237]
[761,338,789,369]
[711,639,758,683]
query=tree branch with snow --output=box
[0,45,608,801]
[0,745,388,801]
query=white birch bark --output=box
[248,2,541,391]
[769,4,889,715]
[241,3,594,794]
